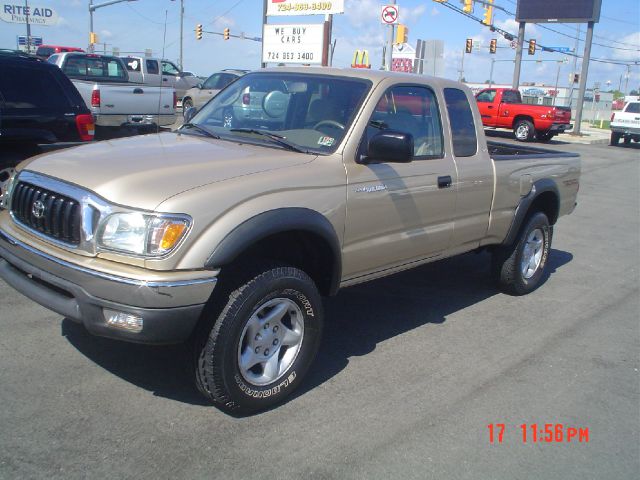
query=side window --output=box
[202,74,221,89]
[502,90,520,104]
[364,85,444,158]
[444,88,478,157]
[0,66,70,110]
[218,74,237,89]
[161,61,180,76]
[146,60,159,75]
[476,90,496,103]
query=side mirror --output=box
[183,106,198,123]
[196,83,203,89]
[360,130,413,164]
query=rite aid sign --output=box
[1,3,59,26]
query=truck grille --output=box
[10,181,81,245]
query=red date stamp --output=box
[488,423,589,444]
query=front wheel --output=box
[193,265,323,414]
[492,212,552,295]
[514,119,535,142]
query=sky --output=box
[1,0,638,92]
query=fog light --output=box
[104,309,143,333]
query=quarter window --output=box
[444,88,478,157]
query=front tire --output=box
[194,265,323,414]
[492,212,552,295]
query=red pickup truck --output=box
[476,88,572,142]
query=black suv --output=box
[0,51,95,205]
[0,51,95,148]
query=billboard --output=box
[262,24,325,65]
[1,3,59,26]
[266,0,344,16]
[515,0,602,23]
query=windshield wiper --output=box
[179,123,220,139]
[229,128,308,153]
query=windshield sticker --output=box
[318,136,335,147]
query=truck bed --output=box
[488,141,579,161]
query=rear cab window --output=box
[62,55,127,82]
[444,88,478,157]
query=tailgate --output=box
[96,85,175,115]
[553,107,571,123]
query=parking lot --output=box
[0,136,638,479]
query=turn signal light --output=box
[104,309,143,332]
[160,223,187,250]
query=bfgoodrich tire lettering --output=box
[194,265,323,413]
[492,212,552,295]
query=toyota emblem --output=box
[32,200,46,219]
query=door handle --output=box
[133,88,144,94]
[438,176,452,189]
[488,106,494,109]
[163,78,168,82]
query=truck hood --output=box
[21,132,316,211]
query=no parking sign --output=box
[381,4,399,24]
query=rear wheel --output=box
[182,97,193,112]
[193,264,323,414]
[610,132,621,146]
[492,212,552,295]
[623,136,631,145]
[514,119,535,142]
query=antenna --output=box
[156,9,168,135]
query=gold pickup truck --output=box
[0,68,580,413]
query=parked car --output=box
[475,88,572,142]
[0,51,94,205]
[48,52,176,131]
[0,68,580,414]
[181,69,248,113]
[610,100,640,145]
[121,56,200,103]
[35,45,84,60]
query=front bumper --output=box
[0,229,217,344]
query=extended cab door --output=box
[443,87,494,249]
[342,83,457,279]
[495,89,521,128]
[476,88,498,126]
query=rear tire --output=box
[514,119,535,142]
[623,136,631,145]
[193,264,323,414]
[610,132,621,146]
[182,97,193,113]
[492,212,552,296]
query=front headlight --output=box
[97,212,190,256]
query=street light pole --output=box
[24,0,31,53]
[89,0,138,53]
[179,0,184,71]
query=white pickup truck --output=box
[122,56,200,105]
[48,52,176,131]
[610,100,640,146]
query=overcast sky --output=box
[1,0,638,90]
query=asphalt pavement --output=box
[0,138,638,479]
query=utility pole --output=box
[553,60,562,106]
[24,0,31,53]
[567,24,581,107]
[179,0,184,70]
[571,21,595,136]
[261,0,267,68]
[512,21,525,88]
[458,48,465,82]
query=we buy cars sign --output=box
[267,0,345,16]
[262,24,325,64]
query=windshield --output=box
[188,72,371,154]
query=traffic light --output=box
[89,32,98,44]
[395,24,408,45]
[195,24,203,40]
[463,0,473,14]
[572,73,580,84]
[528,39,536,55]
[482,0,493,25]
[465,38,473,54]
[223,28,230,40]
[489,38,497,54]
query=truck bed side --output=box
[483,141,580,245]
